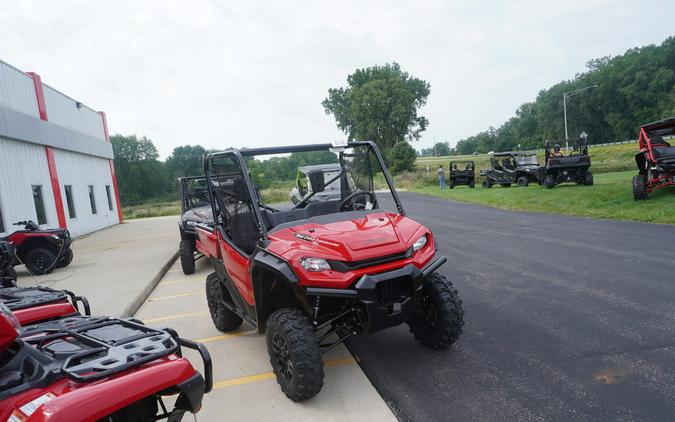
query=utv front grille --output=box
[375,276,412,305]
[328,248,413,272]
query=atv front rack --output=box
[22,316,179,382]
[0,287,90,315]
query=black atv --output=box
[0,241,17,288]
[1,221,73,275]
[448,161,475,188]
[178,176,214,274]
[542,138,593,189]
[480,152,542,188]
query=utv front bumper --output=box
[306,256,447,335]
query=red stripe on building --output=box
[100,111,123,223]
[45,147,68,229]
[26,72,48,121]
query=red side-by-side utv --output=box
[1,221,74,275]
[633,117,675,200]
[0,303,212,421]
[196,141,465,401]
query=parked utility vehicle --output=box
[542,139,593,188]
[197,141,464,401]
[480,151,542,188]
[0,241,16,287]
[178,176,214,274]
[0,286,90,326]
[448,161,475,188]
[632,117,675,200]
[1,221,73,275]
[0,303,212,421]
[290,164,349,205]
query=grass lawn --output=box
[122,201,182,220]
[412,170,675,224]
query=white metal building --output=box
[0,59,122,238]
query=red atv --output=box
[0,303,213,421]
[633,117,675,200]
[198,141,464,401]
[0,286,90,326]
[2,221,74,275]
[0,241,17,287]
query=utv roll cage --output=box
[633,117,675,199]
[203,141,407,241]
[179,176,210,214]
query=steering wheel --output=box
[339,191,377,212]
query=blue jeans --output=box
[439,176,446,190]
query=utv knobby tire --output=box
[469,180,475,188]
[407,272,464,349]
[24,248,57,275]
[206,272,243,332]
[448,182,455,189]
[266,308,324,401]
[544,175,556,189]
[1,266,16,288]
[180,239,195,275]
[584,171,594,186]
[633,174,648,200]
[56,248,73,268]
[517,176,529,187]
[482,180,491,189]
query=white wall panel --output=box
[0,61,39,118]
[0,137,57,235]
[52,148,118,237]
[43,85,105,141]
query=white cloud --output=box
[0,0,672,157]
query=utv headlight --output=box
[412,235,428,252]
[299,257,331,272]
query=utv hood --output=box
[268,211,428,262]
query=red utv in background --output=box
[2,221,74,275]
[633,117,675,200]
[0,303,212,421]
[0,286,90,326]
[198,141,464,401]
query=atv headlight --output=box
[299,257,331,272]
[412,235,428,252]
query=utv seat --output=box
[653,146,675,161]
[230,211,259,255]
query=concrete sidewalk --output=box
[16,216,179,317]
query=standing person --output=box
[437,165,446,190]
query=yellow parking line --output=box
[159,279,203,286]
[167,269,182,273]
[192,331,252,343]
[146,290,203,302]
[143,310,209,323]
[212,356,356,390]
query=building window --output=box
[32,185,47,225]
[105,185,113,211]
[88,185,97,215]
[64,185,76,218]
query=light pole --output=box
[563,84,597,150]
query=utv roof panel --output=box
[641,116,675,133]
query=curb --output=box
[120,250,179,318]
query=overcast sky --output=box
[1,1,673,158]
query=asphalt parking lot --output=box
[347,192,675,421]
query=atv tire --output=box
[584,171,594,186]
[482,180,491,189]
[1,266,16,288]
[633,174,648,200]
[24,248,57,275]
[544,175,556,189]
[180,239,195,275]
[206,272,243,332]
[407,272,464,349]
[56,248,73,268]
[266,308,324,401]
[517,176,529,187]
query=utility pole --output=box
[563,84,598,150]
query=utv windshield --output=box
[515,155,539,166]
[204,142,404,243]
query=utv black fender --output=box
[635,152,647,174]
[250,250,312,334]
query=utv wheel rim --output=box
[422,297,438,329]
[272,333,293,381]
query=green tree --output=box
[166,145,208,181]
[322,63,431,151]
[388,141,417,174]
[111,134,170,205]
